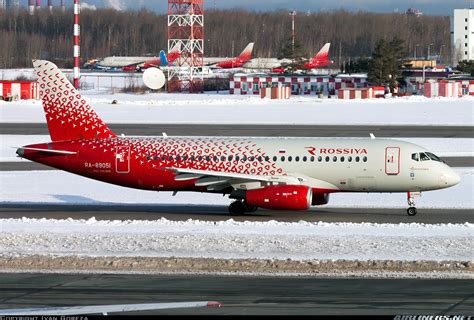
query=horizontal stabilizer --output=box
[17,147,77,156]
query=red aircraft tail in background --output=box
[215,42,254,69]
[303,43,333,69]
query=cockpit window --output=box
[426,152,443,162]
[420,152,430,161]
[411,153,419,161]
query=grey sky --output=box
[24,0,472,15]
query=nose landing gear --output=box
[406,192,421,216]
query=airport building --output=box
[0,0,19,9]
[453,9,474,63]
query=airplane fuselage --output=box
[19,137,459,195]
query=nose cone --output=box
[440,168,461,188]
[447,171,461,187]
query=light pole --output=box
[440,44,446,65]
[427,43,433,60]
[290,11,296,57]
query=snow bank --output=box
[0,217,472,262]
[1,93,473,126]
[0,168,472,208]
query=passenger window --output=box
[183,155,188,161]
[168,156,173,161]
[341,156,344,162]
[325,156,330,162]
[265,156,270,161]
[273,156,277,161]
[363,156,367,162]
[221,156,226,161]
[214,156,218,162]
[235,155,240,161]
[191,155,195,161]
[411,153,419,161]
[288,156,292,162]
[318,156,322,162]
[348,156,352,162]
[420,153,430,161]
[310,156,315,162]
[295,156,300,162]
[175,155,180,161]
[355,156,360,162]
[249,156,255,161]
[160,155,164,161]
[243,156,247,161]
[281,156,285,162]
[228,155,233,161]
[198,156,202,161]
[333,156,337,162]
[302,156,307,162]
[146,156,150,161]
[205,156,210,161]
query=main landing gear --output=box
[406,192,421,216]
[228,200,258,215]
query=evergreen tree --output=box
[456,60,474,76]
[367,37,406,91]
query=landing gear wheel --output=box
[407,207,417,216]
[229,201,247,215]
[244,203,258,213]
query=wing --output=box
[0,301,222,316]
[166,167,339,192]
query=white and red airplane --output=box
[243,43,333,72]
[17,60,460,216]
[209,42,254,69]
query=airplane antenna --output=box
[370,133,376,139]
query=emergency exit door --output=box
[385,147,400,175]
[115,146,130,173]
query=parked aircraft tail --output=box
[159,50,168,66]
[237,42,254,61]
[167,42,181,64]
[32,60,115,142]
[309,43,330,64]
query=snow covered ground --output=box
[0,217,471,262]
[1,135,472,162]
[1,93,473,125]
[0,169,472,209]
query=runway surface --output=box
[1,204,472,224]
[0,274,472,315]
[2,123,473,138]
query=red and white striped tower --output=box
[167,0,204,93]
[36,0,41,10]
[28,0,35,15]
[73,0,80,89]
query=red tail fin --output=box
[237,42,254,62]
[309,43,331,64]
[33,60,115,142]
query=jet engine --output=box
[311,192,330,205]
[245,185,312,210]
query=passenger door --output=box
[385,147,400,175]
[115,146,130,174]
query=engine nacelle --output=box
[311,191,330,205]
[245,185,312,210]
